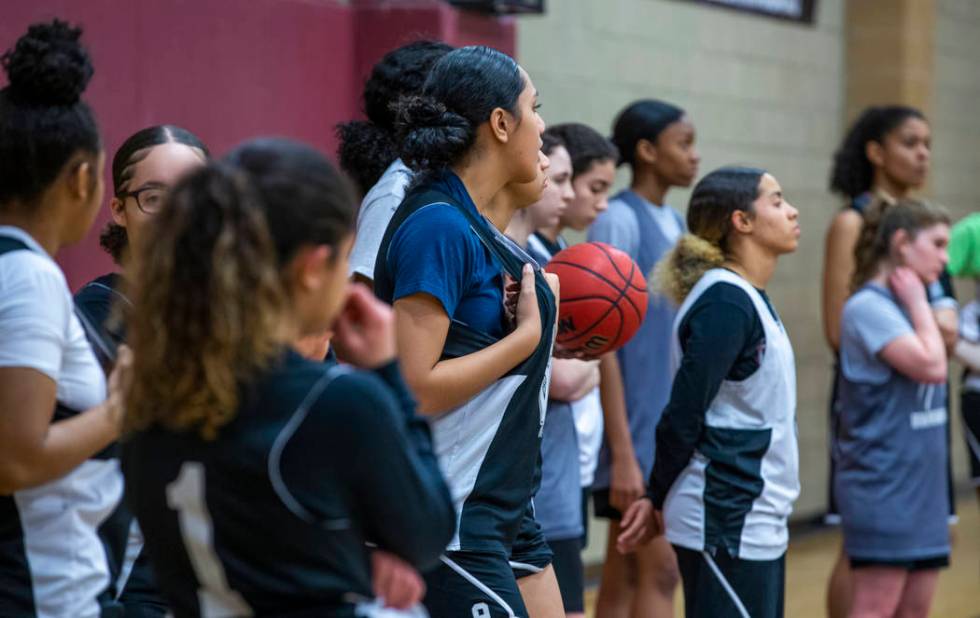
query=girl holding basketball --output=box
[821,105,956,617]
[587,99,699,618]
[373,46,560,618]
[523,123,617,618]
[505,130,601,618]
[618,167,801,618]
[834,200,951,618]
[122,137,455,617]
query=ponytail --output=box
[125,165,287,439]
[336,40,452,194]
[654,166,765,303]
[125,138,356,439]
[394,45,524,177]
[656,234,725,305]
[851,198,950,291]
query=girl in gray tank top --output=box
[836,199,951,618]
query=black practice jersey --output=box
[122,352,454,617]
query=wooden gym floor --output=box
[584,493,980,617]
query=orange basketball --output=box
[545,242,648,357]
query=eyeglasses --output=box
[118,185,169,214]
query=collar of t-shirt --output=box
[0,225,47,257]
[632,192,682,243]
[430,170,482,222]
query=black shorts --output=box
[674,545,785,618]
[962,390,980,486]
[424,551,528,618]
[826,363,842,524]
[548,537,584,613]
[591,488,622,520]
[580,487,591,548]
[850,555,949,571]
[509,508,553,579]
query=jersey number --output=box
[472,602,492,617]
[167,462,254,617]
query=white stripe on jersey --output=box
[431,375,526,551]
[15,459,123,618]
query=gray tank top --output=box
[835,284,950,561]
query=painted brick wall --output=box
[518,0,846,527]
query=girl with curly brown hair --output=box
[121,138,454,617]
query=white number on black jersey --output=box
[167,462,254,617]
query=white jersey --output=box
[663,269,799,560]
[0,226,121,618]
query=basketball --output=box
[545,242,649,357]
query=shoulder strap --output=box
[373,185,457,304]
[0,236,30,256]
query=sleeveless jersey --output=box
[663,269,799,560]
[375,182,557,556]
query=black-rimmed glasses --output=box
[117,185,169,214]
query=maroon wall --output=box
[0,0,515,290]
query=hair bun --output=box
[394,95,473,172]
[2,20,94,106]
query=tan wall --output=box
[518,0,847,534]
[932,1,980,220]
[518,1,980,558]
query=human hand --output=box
[616,497,663,554]
[371,551,425,609]
[331,284,395,369]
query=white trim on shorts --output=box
[440,555,518,618]
[508,561,543,574]
[702,551,750,618]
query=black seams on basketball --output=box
[545,242,649,357]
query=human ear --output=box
[489,108,510,143]
[67,159,94,202]
[293,245,333,290]
[730,209,754,234]
[635,139,658,165]
[110,197,128,227]
[865,140,885,168]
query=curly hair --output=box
[829,106,925,200]
[124,138,355,439]
[0,19,100,209]
[337,40,451,194]
[851,198,950,292]
[656,166,765,304]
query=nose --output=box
[691,148,701,165]
[562,184,575,203]
[596,197,609,213]
[540,152,551,173]
[787,202,799,221]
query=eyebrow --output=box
[129,181,168,192]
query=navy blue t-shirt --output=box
[386,200,505,338]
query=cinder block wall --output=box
[518,0,847,530]
[519,1,979,561]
